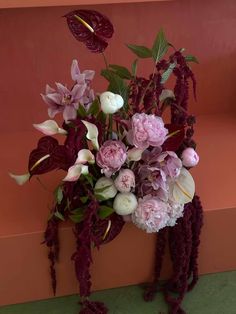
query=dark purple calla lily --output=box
[65,10,114,53]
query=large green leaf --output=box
[126,44,152,58]
[69,208,84,223]
[152,29,168,62]
[87,98,100,115]
[77,104,87,118]
[109,64,132,79]
[98,205,114,219]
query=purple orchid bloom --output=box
[41,82,86,123]
[71,59,95,109]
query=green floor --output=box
[1,271,236,314]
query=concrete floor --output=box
[1,271,236,314]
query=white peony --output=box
[100,91,124,114]
[113,192,138,216]
[94,177,117,200]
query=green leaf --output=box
[185,55,199,64]
[131,59,138,77]
[98,205,114,219]
[54,186,63,205]
[84,174,94,187]
[161,62,176,84]
[69,208,84,223]
[80,196,89,204]
[109,64,132,79]
[126,44,152,58]
[54,211,65,221]
[77,104,87,118]
[95,193,107,201]
[96,111,106,123]
[87,98,100,115]
[94,185,112,194]
[152,29,168,62]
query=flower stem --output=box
[102,52,109,69]
[109,114,113,139]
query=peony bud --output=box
[113,192,138,216]
[75,149,95,164]
[114,169,135,193]
[127,147,145,162]
[181,147,199,167]
[94,177,117,200]
[100,91,124,114]
[33,120,67,135]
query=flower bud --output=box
[113,192,138,216]
[114,169,135,193]
[181,147,199,167]
[94,177,117,200]
[100,91,124,114]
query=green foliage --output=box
[80,196,89,204]
[131,59,138,77]
[98,205,114,219]
[54,186,63,205]
[54,211,65,221]
[87,98,100,115]
[185,55,199,64]
[152,29,169,62]
[161,62,176,84]
[69,208,84,223]
[109,64,132,79]
[126,44,152,58]
[84,173,94,187]
[101,69,129,111]
[77,104,87,118]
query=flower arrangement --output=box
[11,9,203,314]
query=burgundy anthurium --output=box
[162,124,185,152]
[29,136,68,175]
[65,10,114,53]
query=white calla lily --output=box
[81,120,99,150]
[75,149,95,165]
[33,120,67,136]
[9,172,30,185]
[127,147,145,162]
[100,91,124,114]
[170,167,195,204]
[63,164,89,182]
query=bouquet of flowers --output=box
[11,9,203,314]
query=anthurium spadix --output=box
[81,120,99,150]
[75,149,95,164]
[33,120,67,136]
[9,172,30,185]
[170,167,195,204]
[63,164,89,182]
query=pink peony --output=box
[157,151,182,179]
[128,113,168,149]
[114,169,135,193]
[181,147,199,167]
[167,202,184,227]
[132,195,169,233]
[96,140,127,177]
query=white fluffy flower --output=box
[100,91,124,114]
[94,177,117,200]
[113,192,138,215]
[167,202,184,226]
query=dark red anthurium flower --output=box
[28,136,68,175]
[65,10,114,53]
[162,124,185,152]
